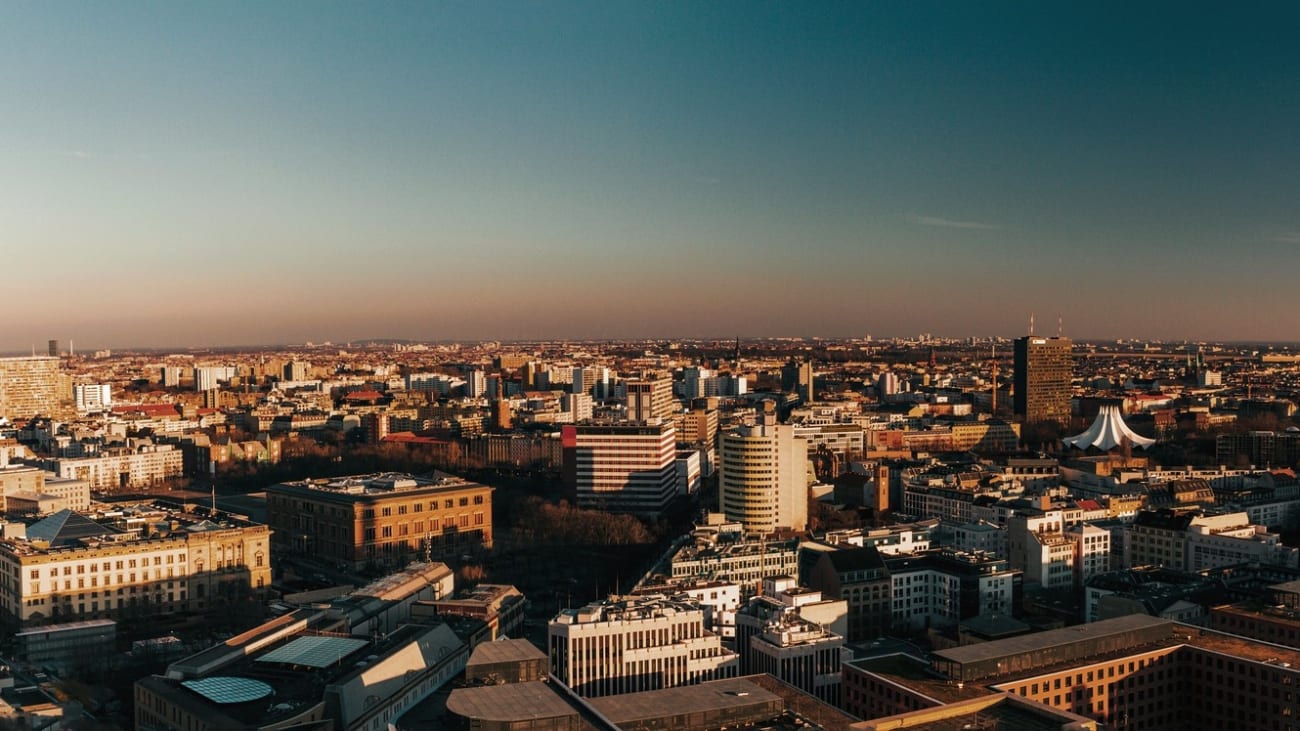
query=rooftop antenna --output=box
[1057,314,1062,338]
[1029,313,1035,336]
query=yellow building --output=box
[0,503,271,627]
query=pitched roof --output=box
[26,509,121,547]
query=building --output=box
[562,422,678,515]
[135,608,467,731]
[1013,336,1072,426]
[425,583,526,640]
[548,594,738,697]
[72,383,112,413]
[803,545,892,642]
[846,614,1300,730]
[625,373,676,422]
[0,356,61,422]
[14,618,116,673]
[447,674,853,731]
[0,503,272,627]
[266,472,492,570]
[41,441,183,491]
[668,535,800,595]
[718,403,809,535]
[463,637,548,684]
[782,359,815,404]
[734,576,846,705]
[883,549,1020,632]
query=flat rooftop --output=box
[446,681,578,723]
[933,614,1170,668]
[586,677,781,724]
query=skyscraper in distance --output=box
[1013,335,1073,426]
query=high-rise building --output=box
[781,360,814,404]
[47,340,59,357]
[0,356,61,422]
[719,402,808,535]
[625,372,675,422]
[563,422,678,515]
[1013,336,1072,426]
[282,360,310,381]
[465,369,487,399]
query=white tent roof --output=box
[1063,404,1155,451]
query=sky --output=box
[2,2,1300,350]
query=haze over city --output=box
[5,2,1300,349]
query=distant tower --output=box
[47,339,59,357]
[1014,335,1073,426]
[990,345,999,415]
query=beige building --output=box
[719,404,809,535]
[43,442,183,490]
[0,356,61,422]
[0,503,271,627]
[266,472,492,569]
[549,595,738,697]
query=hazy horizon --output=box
[5,2,1300,350]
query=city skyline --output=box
[5,2,1300,349]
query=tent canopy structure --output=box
[1063,404,1155,451]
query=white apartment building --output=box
[669,537,800,595]
[632,580,741,640]
[1185,512,1300,571]
[43,442,183,490]
[884,550,1019,632]
[72,384,112,414]
[192,366,237,391]
[735,577,847,685]
[549,595,737,697]
[719,404,808,535]
[951,520,1009,557]
[747,610,846,706]
[1068,522,1112,585]
[815,521,936,555]
[565,421,679,515]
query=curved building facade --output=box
[719,407,808,535]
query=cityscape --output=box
[5,3,1300,731]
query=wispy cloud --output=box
[56,148,92,159]
[1272,231,1300,244]
[909,214,1000,230]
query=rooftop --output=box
[446,681,580,723]
[269,471,488,500]
[466,637,547,667]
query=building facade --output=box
[548,595,738,697]
[266,472,492,570]
[562,422,678,515]
[1013,336,1072,426]
[0,356,61,422]
[719,407,809,535]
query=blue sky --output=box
[3,2,1299,349]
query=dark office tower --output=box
[47,340,59,357]
[781,359,814,404]
[1013,336,1072,426]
